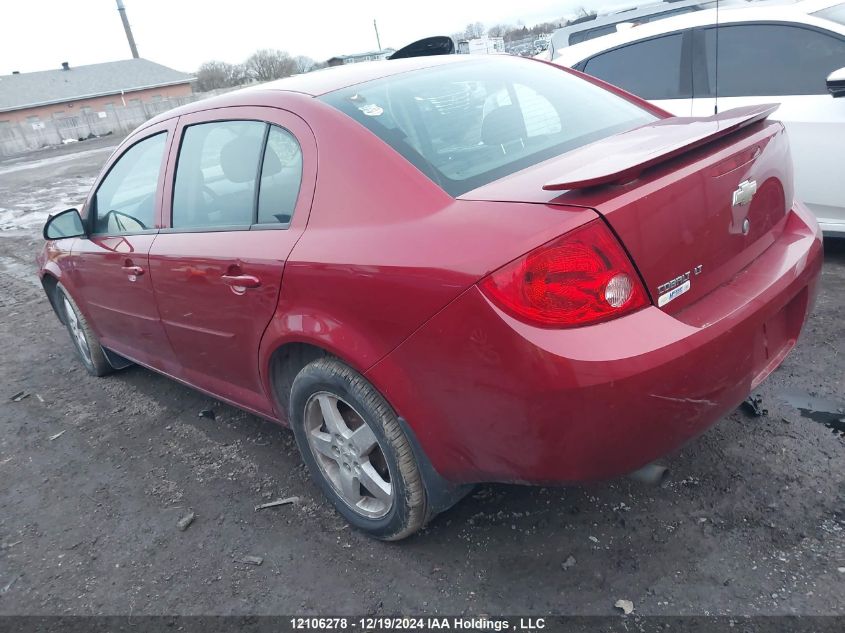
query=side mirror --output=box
[827,66,845,98]
[43,208,85,240]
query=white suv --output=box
[552,0,845,235]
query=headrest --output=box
[481,105,527,148]
[220,136,261,183]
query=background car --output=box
[38,54,822,540]
[551,0,845,235]
[546,0,735,57]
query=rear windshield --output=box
[814,2,845,26]
[320,57,656,196]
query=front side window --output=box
[701,23,845,97]
[93,132,167,234]
[583,33,690,100]
[320,57,654,196]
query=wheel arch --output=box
[262,337,472,516]
[266,340,332,422]
[40,272,65,324]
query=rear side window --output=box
[320,57,654,197]
[701,23,845,97]
[173,121,265,228]
[93,132,166,234]
[570,7,699,45]
[582,33,691,100]
[813,3,845,27]
[569,24,617,45]
[173,121,303,228]
[258,127,302,225]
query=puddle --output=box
[780,390,845,435]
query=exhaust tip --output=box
[628,463,670,487]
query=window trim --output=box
[164,118,302,234]
[88,130,169,237]
[692,21,845,98]
[578,29,694,100]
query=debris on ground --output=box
[176,511,195,532]
[254,496,299,512]
[561,555,576,570]
[614,599,634,615]
[10,391,29,402]
[741,395,768,417]
[1,575,20,594]
[198,409,216,420]
[240,555,263,566]
[48,430,66,441]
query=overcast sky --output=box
[0,0,633,74]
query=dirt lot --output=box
[0,141,843,617]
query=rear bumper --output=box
[366,203,823,485]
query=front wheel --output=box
[57,283,112,377]
[289,358,428,540]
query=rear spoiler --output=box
[542,104,779,191]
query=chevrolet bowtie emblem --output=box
[732,179,758,206]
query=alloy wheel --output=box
[303,391,393,519]
[63,296,92,367]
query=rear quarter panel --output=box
[258,100,598,419]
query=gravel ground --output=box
[0,142,843,617]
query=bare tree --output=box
[487,24,510,38]
[294,55,316,74]
[463,22,485,39]
[245,49,297,82]
[195,60,250,92]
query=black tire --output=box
[56,283,113,377]
[289,357,428,540]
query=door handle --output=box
[221,274,261,289]
[121,265,145,276]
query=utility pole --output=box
[373,19,382,51]
[116,0,140,59]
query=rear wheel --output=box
[57,284,112,377]
[289,358,427,540]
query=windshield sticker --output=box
[358,104,384,117]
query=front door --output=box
[70,122,177,369]
[147,107,316,415]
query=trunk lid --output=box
[460,105,793,314]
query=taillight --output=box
[479,220,649,327]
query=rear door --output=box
[578,31,694,115]
[691,22,845,228]
[147,107,316,415]
[70,121,177,369]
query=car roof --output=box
[140,54,490,128]
[552,2,845,66]
[255,55,480,98]
[551,0,718,42]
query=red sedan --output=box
[38,55,822,540]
